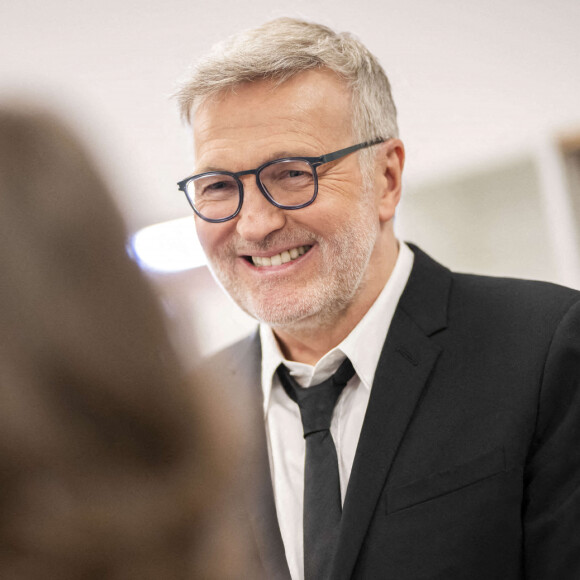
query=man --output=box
[175,18,580,580]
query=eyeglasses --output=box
[177,138,385,223]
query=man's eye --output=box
[207,181,229,190]
[275,168,313,181]
[195,178,238,199]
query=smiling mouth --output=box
[247,245,312,267]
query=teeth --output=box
[251,245,310,267]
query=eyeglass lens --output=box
[186,159,315,221]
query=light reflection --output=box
[130,216,206,273]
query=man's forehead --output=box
[192,69,352,133]
[191,74,353,171]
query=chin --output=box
[232,288,319,327]
[242,289,354,332]
[245,301,317,328]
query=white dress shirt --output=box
[260,242,414,580]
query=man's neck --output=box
[271,238,400,365]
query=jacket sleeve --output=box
[524,299,580,578]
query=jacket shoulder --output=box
[196,329,261,376]
[407,243,580,330]
[450,271,580,326]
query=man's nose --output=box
[235,176,286,242]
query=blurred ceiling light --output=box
[130,216,207,273]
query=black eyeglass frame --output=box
[177,137,386,223]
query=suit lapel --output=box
[228,331,292,579]
[245,419,291,579]
[331,245,452,579]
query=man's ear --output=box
[375,139,405,223]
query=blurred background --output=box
[2,0,580,357]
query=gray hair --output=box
[175,18,399,181]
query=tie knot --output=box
[277,358,355,437]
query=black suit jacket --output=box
[202,245,580,579]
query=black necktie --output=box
[276,357,355,580]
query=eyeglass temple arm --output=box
[317,137,385,165]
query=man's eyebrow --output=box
[194,150,318,175]
[194,165,224,174]
[268,150,310,160]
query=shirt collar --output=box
[260,242,414,416]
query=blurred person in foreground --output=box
[175,18,580,580]
[0,104,256,578]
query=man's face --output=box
[192,69,386,331]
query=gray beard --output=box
[205,205,380,333]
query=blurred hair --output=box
[0,104,241,578]
[175,17,399,181]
